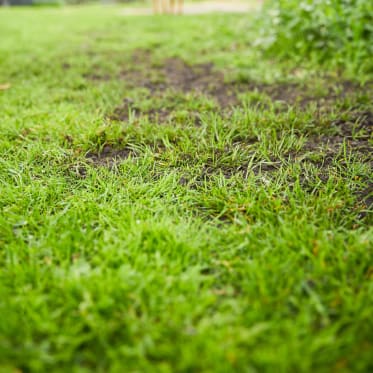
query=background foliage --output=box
[257,0,373,74]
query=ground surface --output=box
[0,4,372,372]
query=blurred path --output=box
[121,1,260,15]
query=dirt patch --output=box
[300,111,373,163]
[83,50,372,213]
[174,110,372,212]
[161,58,237,107]
[104,50,370,124]
[62,63,71,70]
[111,57,261,122]
[112,54,239,122]
[83,71,111,81]
[84,140,167,168]
[118,54,293,107]
[110,96,206,126]
[330,110,372,138]
[85,145,135,167]
[356,184,373,219]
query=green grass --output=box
[0,4,372,372]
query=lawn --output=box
[0,4,372,372]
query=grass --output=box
[0,4,372,372]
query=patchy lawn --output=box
[0,5,372,372]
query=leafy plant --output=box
[256,0,373,74]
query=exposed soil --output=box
[84,50,372,212]
[107,50,367,124]
[299,111,373,159]
[174,110,372,210]
[111,96,204,125]
[86,51,372,168]
[85,145,135,167]
[111,53,239,123]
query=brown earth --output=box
[109,51,366,123]
[85,145,134,167]
[83,50,372,211]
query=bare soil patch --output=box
[174,110,372,210]
[84,50,372,212]
[107,50,368,124]
[111,53,239,123]
[85,145,135,167]
[301,111,373,159]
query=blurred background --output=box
[1,0,253,7]
[0,0,371,75]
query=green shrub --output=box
[256,0,373,74]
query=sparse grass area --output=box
[0,5,372,372]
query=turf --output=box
[0,4,372,372]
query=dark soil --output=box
[84,50,372,212]
[110,96,203,125]
[300,111,373,160]
[85,145,135,167]
[112,57,276,122]
[105,49,369,124]
[177,109,372,210]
